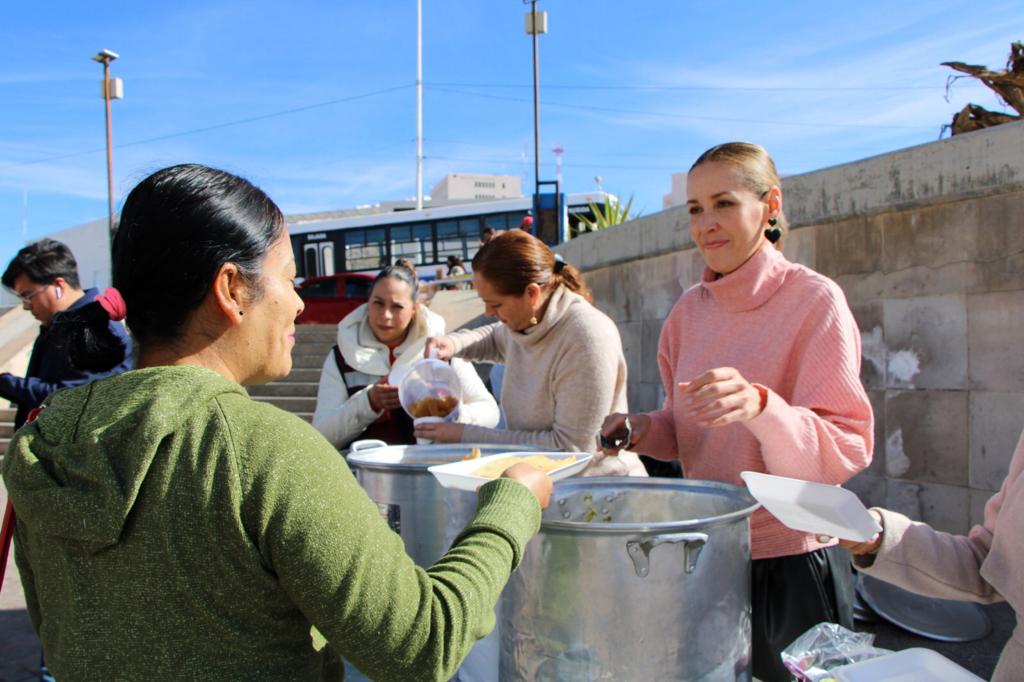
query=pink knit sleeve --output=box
[633,308,680,462]
[744,286,873,483]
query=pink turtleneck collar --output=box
[700,243,791,313]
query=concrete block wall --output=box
[556,121,1024,535]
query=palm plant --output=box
[573,194,637,236]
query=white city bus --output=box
[289,192,608,279]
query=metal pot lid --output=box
[345,441,532,470]
[857,574,992,642]
[542,477,760,534]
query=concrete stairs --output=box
[0,407,14,460]
[247,325,336,422]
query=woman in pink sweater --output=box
[601,142,873,682]
[840,430,1023,681]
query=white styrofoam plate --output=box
[834,647,983,681]
[740,471,881,542]
[429,452,592,491]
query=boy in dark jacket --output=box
[0,238,133,428]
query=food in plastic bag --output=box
[409,395,459,418]
[398,357,463,421]
[781,622,892,681]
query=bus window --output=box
[303,245,318,278]
[345,228,388,272]
[390,224,432,265]
[437,217,482,263]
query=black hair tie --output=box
[553,254,567,274]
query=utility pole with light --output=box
[92,49,123,242]
[524,3,565,245]
[415,0,424,210]
[524,1,547,197]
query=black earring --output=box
[764,217,781,244]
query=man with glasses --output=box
[0,239,132,429]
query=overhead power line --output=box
[426,80,975,92]
[426,85,936,130]
[0,84,414,171]
[427,154,682,171]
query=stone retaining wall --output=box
[555,121,1024,535]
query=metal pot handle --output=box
[626,532,709,578]
[349,439,388,454]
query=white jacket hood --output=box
[336,303,446,377]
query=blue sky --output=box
[1,1,1022,272]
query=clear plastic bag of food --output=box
[397,357,463,421]
[781,622,892,681]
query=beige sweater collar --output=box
[511,286,581,348]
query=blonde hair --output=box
[690,142,787,247]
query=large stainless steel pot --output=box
[345,439,529,682]
[501,477,760,681]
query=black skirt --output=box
[750,546,855,682]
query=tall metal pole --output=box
[415,0,424,210]
[102,60,116,238]
[530,1,540,197]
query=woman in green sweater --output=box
[2,164,551,682]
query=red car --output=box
[295,273,375,324]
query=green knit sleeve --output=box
[231,401,540,682]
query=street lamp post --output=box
[92,49,122,242]
[524,1,547,197]
[415,0,423,210]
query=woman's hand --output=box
[598,413,650,455]
[679,368,764,427]
[836,510,884,556]
[424,336,456,361]
[413,421,465,443]
[501,462,553,509]
[367,379,401,413]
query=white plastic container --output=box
[834,647,983,681]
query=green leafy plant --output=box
[574,194,637,236]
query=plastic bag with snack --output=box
[398,357,463,442]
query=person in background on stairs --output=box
[0,238,133,430]
[312,262,499,449]
[2,163,552,681]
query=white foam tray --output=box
[740,471,881,542]
[429,452,591,491]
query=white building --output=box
[430,173,521,202]
[663,172,687,210]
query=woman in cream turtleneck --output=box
[601,142,873,682]
[419,230,646,477]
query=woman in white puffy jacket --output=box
[313,264,500,449]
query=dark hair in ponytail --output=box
[59,304,128,373]
[62,164,285,372]
[471,230,592,303]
